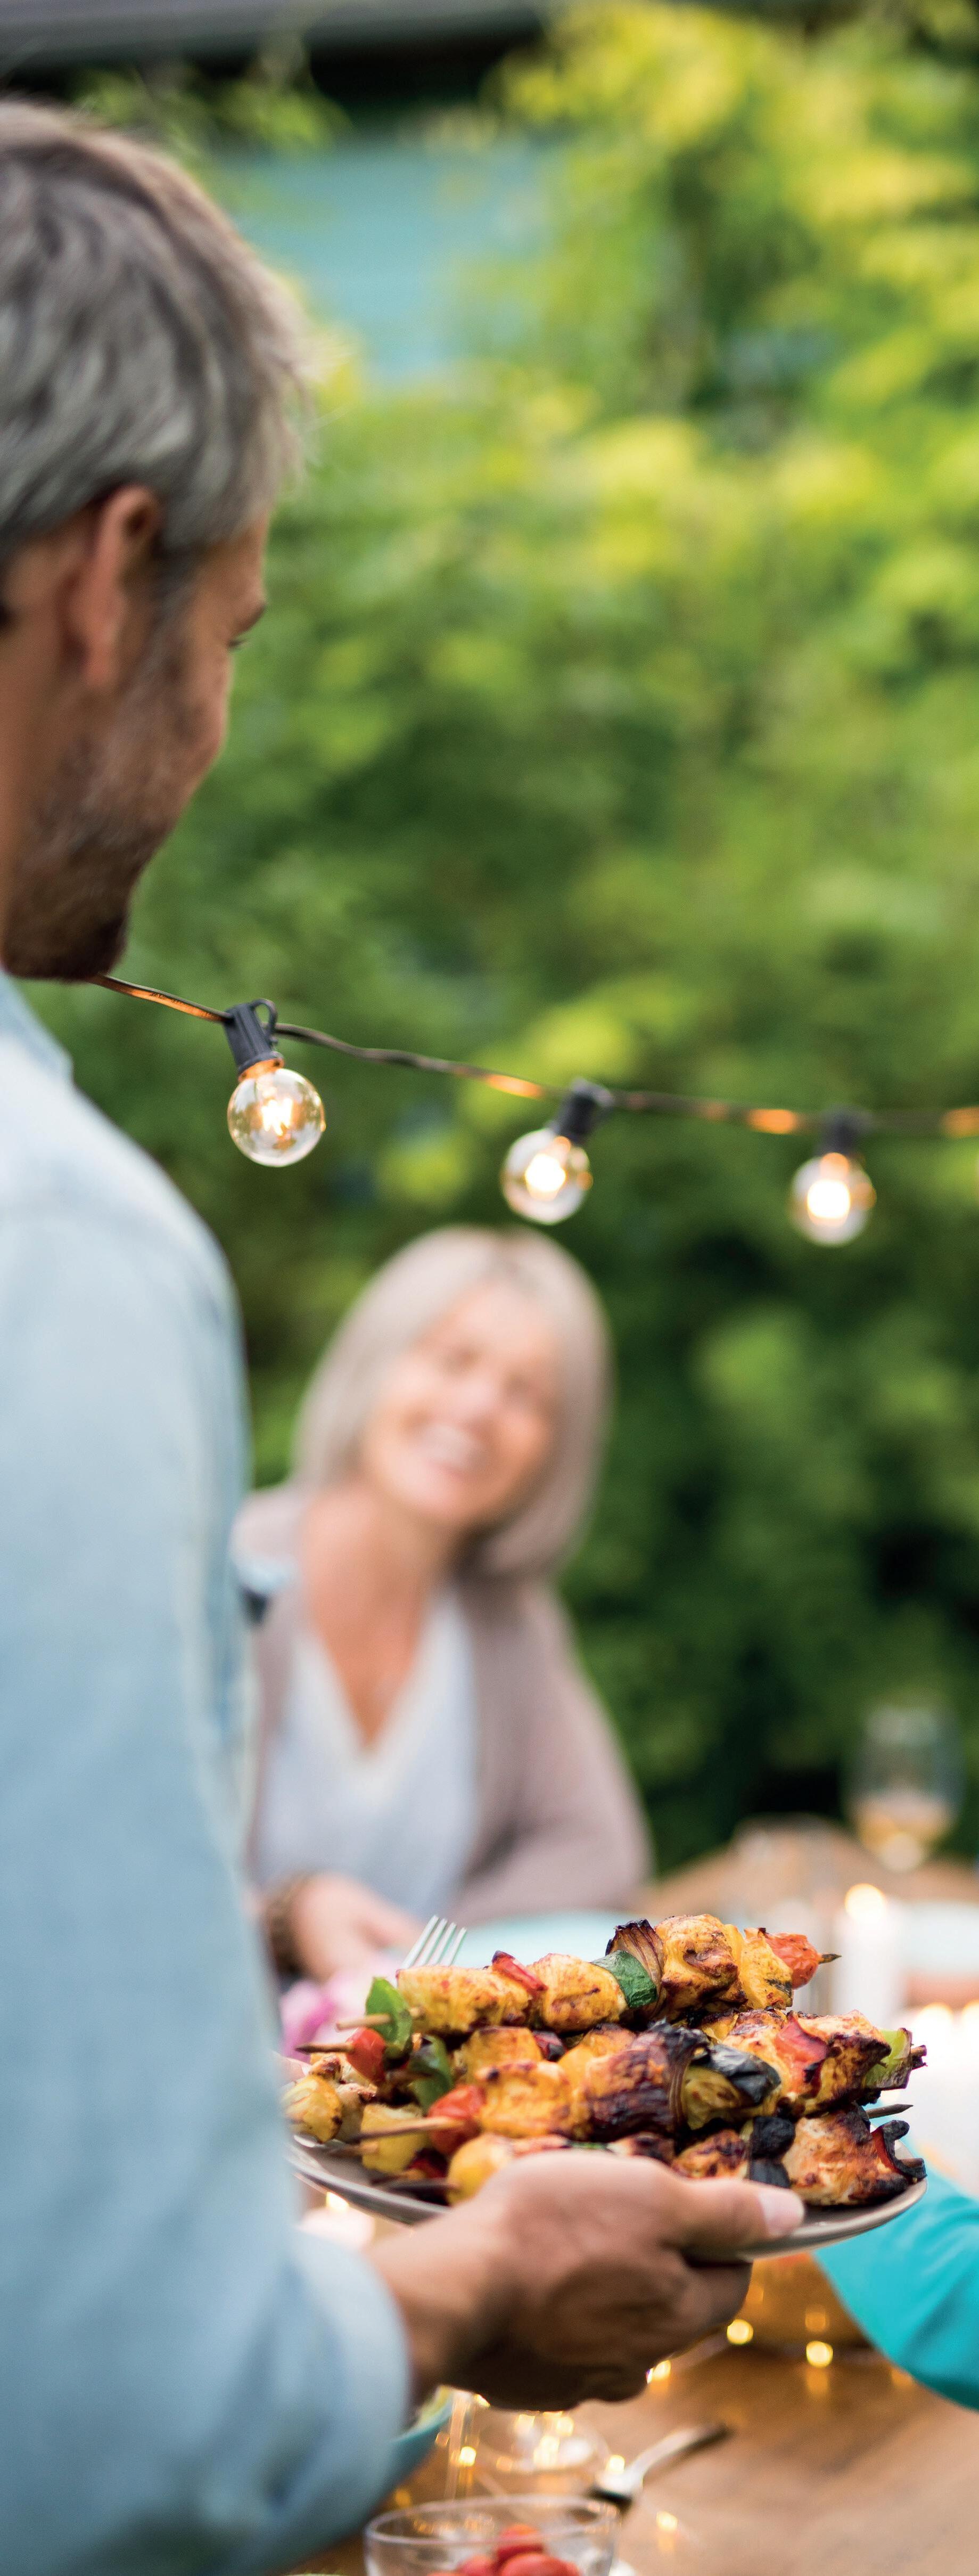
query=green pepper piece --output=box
[365,1974,414,2064]
[409,2034,455,2108]
[600,1952,659,2014]
[865,2026,908,2088]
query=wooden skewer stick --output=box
[364,2116,466,2137]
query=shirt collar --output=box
[0,969,72,1082]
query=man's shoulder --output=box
[0,1029,230,1311]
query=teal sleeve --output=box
[820,2169,979,2410]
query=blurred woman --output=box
[236,1225,649,1981]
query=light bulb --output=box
[500,1126,591,1223]
[227,1060,325,1166]
[789,1150,875,1244]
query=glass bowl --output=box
[467,2406,608,2496]
[365,2497,618,2576]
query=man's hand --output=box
[289,1874,420,1979]
[372,2150,802,2409]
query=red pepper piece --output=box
[457,2557,496,2575]
[494,2530,540,2553]
[424,2082,485,2146]
[345,2026,386,2085]
[767,1932,826,1990]
[491,1951,546,1996]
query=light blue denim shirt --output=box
[0,971,409,2574]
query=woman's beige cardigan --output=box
[237,1483,651,1923]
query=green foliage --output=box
[70,51,342,159]
[36,4,979,1864]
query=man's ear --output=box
[64,486,164,694]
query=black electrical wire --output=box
[92,973,979,1140]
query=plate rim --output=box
[289,2139,928,2250]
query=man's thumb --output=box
[668,2173,804,2256]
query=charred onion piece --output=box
[680,2037,779,2131]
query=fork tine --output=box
[401,1913,439,1972]
[400,1912,465,1974]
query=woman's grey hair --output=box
[294,1226,614,1581]
[0,101,304,586]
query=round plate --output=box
[289,2138,927,2252]
[721,2173,927,2260]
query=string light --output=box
[789,1111,875,1246]
[223,1003,325,1167]
[500,1080,613,1224]
[91,973,979,1237]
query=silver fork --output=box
[333,1915,468,2035]
[401,1913,467,1970]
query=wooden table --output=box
[572,2335,979,2575]
[308,2332,979,2576]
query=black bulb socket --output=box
[819,1106,873,1159]
[224,1000,282,1078]
[549,1077,615,1146]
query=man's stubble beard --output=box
[3,609,206,982]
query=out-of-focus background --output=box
[12,0,979,1874]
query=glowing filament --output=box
[227,1063,325,1167]
[790,1150,875,1245]
[500,1125,592,1224]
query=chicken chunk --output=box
[478,2059,575,2139]
[447,2132,571,2201]
[283,2072,345,2144]
[562,2026,694,2138]
[725,2009,896,2114]
[528,1954,628,2033]
[607,2133,676,2166]
[457,2027,547,2081]
[674,2129,751,2182]
[730,1927,793,2016]
[397,1961,534,2036]
[783,2107,924,2205]
[560,2024,630,2066]
[654,1915,744,2019]
[283,2059,375,2144]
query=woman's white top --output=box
[253,1586,478,1916]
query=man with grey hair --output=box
[0,102,800,2574]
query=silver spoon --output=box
[590,2419,730,2505]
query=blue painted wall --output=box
[216,130,551,378]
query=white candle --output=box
[911,2005,979,2195]
[832,1883,905,2027]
